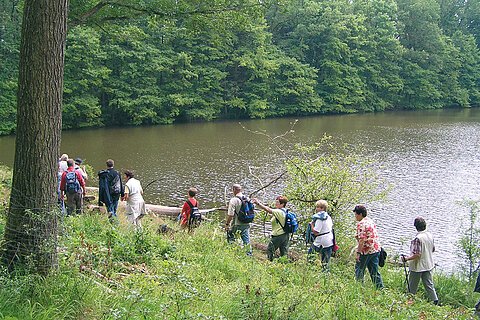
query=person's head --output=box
[353,204,367,220]
[60,154,68,161]
[315,199,328,212]
[275,196,288,208]
[414,217,427,231]
[67,158,74,167]
[124,170,134,180]
[75,158,83,165]
[106,159,114,168]
[188,187,198,197]
[232,184,241,195]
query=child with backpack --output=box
[253,196,293,261]
[307,200,335,270]
[180,187,201,231]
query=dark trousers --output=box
[267,233,290,261]
[308,244,333,269]
[66,192,83,215]
[355,251,384,289]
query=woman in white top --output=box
[122,170,146,229]
[308,200,334,269]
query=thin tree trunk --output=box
[2,0,68,275]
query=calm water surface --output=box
[1,108,480,272]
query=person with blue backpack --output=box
[307,200,335,270]
[225,184,253,256]
[253,196,293,261]
[60,158,86,215]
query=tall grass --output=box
[0,207,477,319]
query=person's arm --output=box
[225,198,236,230]
[81,166,88,180]
[356,224,364,261]
[77,172,86,195]
[123,185,130,201]
[402,238,421,262]
[252,198,273,214]
[311,219,323,236]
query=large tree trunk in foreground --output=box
[2,0,68,274]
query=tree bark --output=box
[2,0,68,274]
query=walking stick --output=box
[401,254,411,293]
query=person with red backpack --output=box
[180,187,200,231]
[60,158,86,215]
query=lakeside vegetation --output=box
[0,165,478,319]
[1,0,480,135]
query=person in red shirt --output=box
[180,187,199,231]
[60,159,86,215]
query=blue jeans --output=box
[227,224,252,254]
[355,251,384,289]
[308,245,333,269]
[107,195,120,217]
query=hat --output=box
[74,158,83,165]
[353,205,367,214]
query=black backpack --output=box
[110,173,121,194]
[236,196,255,223]
[187,200,202,228]
[65,171,80,193]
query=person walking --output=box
[122,170,146,229]
[401,217,439,305]
[60,158,86,215]
[74,158,88,181]
[98,159,124,219]
[353,204,384,289]
[253,196,290,261]
[308,200,334,270]
[180,187,200,231]
[225,184,252,255]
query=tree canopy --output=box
[0,0,479,135]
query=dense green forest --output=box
[1,0,479,135]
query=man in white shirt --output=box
[401,217,439,305]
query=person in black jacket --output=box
[98,159,124,219]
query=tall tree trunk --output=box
[2,0,68,275]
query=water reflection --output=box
[1,108,479,272]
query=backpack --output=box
[110,173,121,194]
[379,247,387,267]
[65,171,80,193]
[279,208,298,234]
[236,196,255,223]
[187,200,202,228]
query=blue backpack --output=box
[305,213,327,244]
[236,196,255,223]
[279,208,298,234]
[65,171,80,193]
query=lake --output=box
[1,108,479,272]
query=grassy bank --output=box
[0,207,477,319]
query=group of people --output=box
[57,154,87,216]
[57,157,473,309]
[219,184,441,305]
[58,156,146,228]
